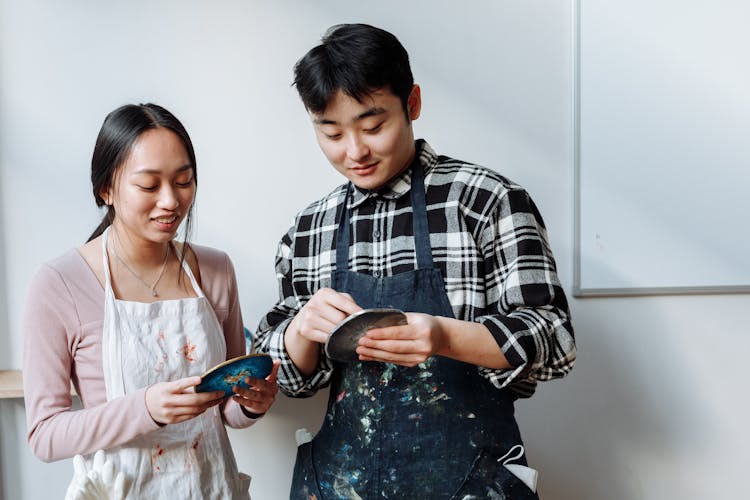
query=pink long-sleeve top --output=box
[23,244,255,462]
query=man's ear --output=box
[407,84,422,121]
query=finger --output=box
[163,403,213,421]
[235,376,277,401]
[232,394,271,414]
[357,344,427,364]
[358,351,425,367]
[363,325,413,341]
[313,288,361,319]
[328,291,362,315]
[296,314,339,343]
[268,359,281,382]
[170,376,203,394]
[163,391,224,414]
[358,336,419,354]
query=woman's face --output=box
[102,127,195,247]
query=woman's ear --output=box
[99,185,111,206]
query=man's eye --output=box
[365,123,384,133]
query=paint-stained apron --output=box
[291,162,539,499]
[99,227,250,499]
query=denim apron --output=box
[291,162,538,499]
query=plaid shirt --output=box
[255,140,575,398]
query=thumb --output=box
[267,360,281,382]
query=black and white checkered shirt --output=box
[255,140,575,398]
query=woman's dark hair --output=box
[87,103,197,247]
[293,23,414,115]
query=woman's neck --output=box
[109,224,172,268]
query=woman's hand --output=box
[356,312,448,367]
[145,376,224,425]
[232,360,280,417]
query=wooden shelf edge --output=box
[1,369,76,399]
[0,369,24,399]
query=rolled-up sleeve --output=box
[254,228,334,397]
[474,187,576,396]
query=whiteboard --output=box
[573,0,750,296]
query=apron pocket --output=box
[450,448,539,500]
[290,441,324,500]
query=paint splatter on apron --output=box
[291,163,538,499]
[99,228,250,499]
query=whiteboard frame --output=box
[571,0,750,298]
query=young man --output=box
[256,23,576,499]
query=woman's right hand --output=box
[145,376,224,425]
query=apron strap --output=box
[171,243,206,299]
[335,157,434,271]
[409,157,435,269]
[101,227,115,299]
[101,227,204,298]
[335,185,352,270]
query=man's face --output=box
[310,85,421,191]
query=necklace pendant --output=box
[151,290,158,297]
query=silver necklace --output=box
[110,237,170,297]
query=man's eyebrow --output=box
[313,106,387,125]
[356,107,386,120]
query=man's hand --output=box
[356,312,447,367]
[288,288,362,344]
[285,288,362,374]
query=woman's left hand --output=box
[232,360,280,417]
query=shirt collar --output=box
[348,139,437,209]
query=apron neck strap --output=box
[336,157,434,271]
[100,226,204,298]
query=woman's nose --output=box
[157,186,179,209]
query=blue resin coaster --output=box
[195,353,273,397]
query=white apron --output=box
[100,228,250,499]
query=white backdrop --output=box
[2,1,748,499]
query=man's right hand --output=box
[284,288,361,374]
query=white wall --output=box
[1,1,747,499]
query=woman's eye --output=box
[137,185,158,191]
[176,181,193,188]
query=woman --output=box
[22,103,277,499]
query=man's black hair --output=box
[293,23,414,114]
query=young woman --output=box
[23,103,278,499]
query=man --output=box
[256,23,576,499]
